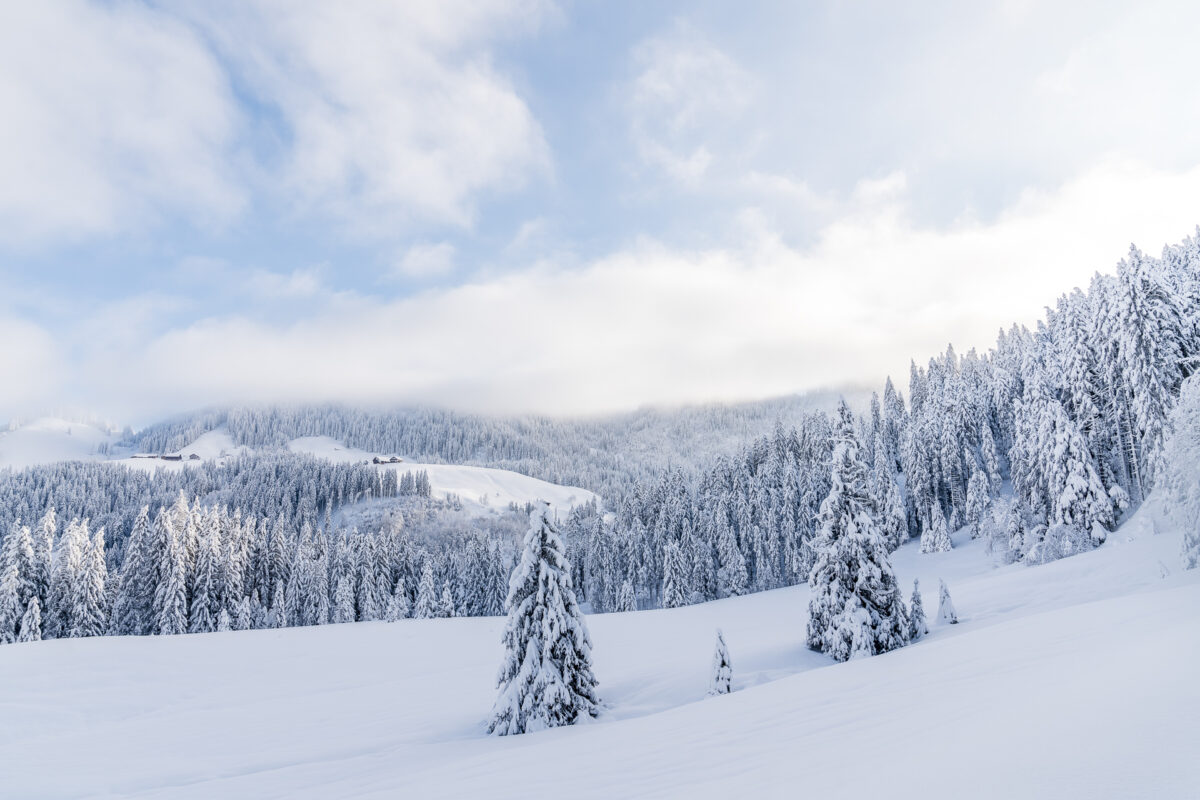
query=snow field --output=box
[1,503,1196,799]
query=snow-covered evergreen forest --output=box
[567,234,1200,615]
[1,231,1198,649]
[121,390,858,502]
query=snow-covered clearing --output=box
[288,435,598,517]
[1,501,1196,799]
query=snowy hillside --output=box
[2,505,1195,799]
[0,421,595,518]
[289,435,598,517]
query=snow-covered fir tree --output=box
[615,579,637,612]
[17,597,41,643]
[708,628,732,696]
[0,563,20,644]
[965,468,990,539]
[72,528,108,638]
[714,510,748,598]
[920,502,952,554]
[413,562,438,619]
[438,581,456,618]
[110,506,153,636]
[46,519,88,639]
[489,503,599,735]
[908,579,928,640]
[153,510,189,636]
[938,579,958,624]
[385,578,410,621]
[333,576,356,624]
[806,401,910,662]
[1157,375,1200,569]
[661,541,688,609]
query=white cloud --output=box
[0,1,243,243]
[244,268,325,298]
[0,1,552,245]
[185,0,552,232]
[393,243,457,279]
[627,24,754,184]
[47,158,1200,422]
[0,317,65,420]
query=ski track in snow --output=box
[1,500,1197,799]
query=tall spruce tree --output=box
[385,578,410,621]
[110,506,154,636]
[806,401,910,662]
[413,562,438,619]
[17,596,41,643]
[489,503,599,735]
[920,502,952,553]
[714,507,748,598]
[661,541,688,609]
[0,563,20,644]
[615,579,637,612]
[72,528,108,638]
[153,510,189,636]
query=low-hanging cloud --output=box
[18,158,1197,424]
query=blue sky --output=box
[2,0,1200,423]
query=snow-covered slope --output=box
[288,435,598,516]
[2,505,1196,799]
[111,427,250,473]
[0,417,118,470]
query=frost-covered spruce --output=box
[0,524,36,640]
[661,541,688,609]
[17,596,41,642]
[0,563,20,644]
[1157,375,1200,569]
[938,579,958,624]
[806,401,910,662]
[234,595,253,631]
[708,628,732,696]
[153,509,189,636]
[413,563,438,619]
[269,579,286,628]
[908,579,928,640]
[920,502,952,554]
[72,528,109,638]
[216,608,232,632]
[880,474,908,550]
[46,519,88,639]
[334,576,356,624]
[489,503,599,736]
[615,579,637,612]
[965,468,990,539]
[385,578,410,621]
[439,581,456,618]
[189,521,221,634]
[110,506,153,636]
[714,510,748,598]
